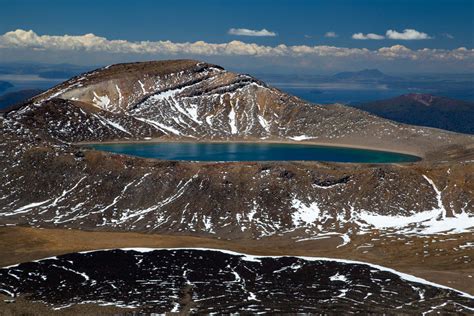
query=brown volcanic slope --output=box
[0,60,473,297]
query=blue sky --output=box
[0,0,473,73]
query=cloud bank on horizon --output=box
[0,29,472,72]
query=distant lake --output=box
[88,142,420,163]
[0,74,63,92]
[271,84,411,104]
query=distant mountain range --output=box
[352,93,474,134]
[260,69,474,103]
[0,89,43,111]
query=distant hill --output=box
[332,69,399,82]
[0,80,13,93]
[0,89,43,111]
[352,93,474,134]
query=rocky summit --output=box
[0,60,473,312]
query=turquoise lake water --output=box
[89,142,420,163]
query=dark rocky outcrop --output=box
[0,249,472,314]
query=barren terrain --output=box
[0,60,472,313]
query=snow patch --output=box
[228,106,238,134]
[92,92,111,109]
[115,85,123,106]
[291,197,320,226]
[138,80,147,94]
[358,175,474,234]
[330,273,348,282]
[288,135,314,141]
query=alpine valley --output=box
[0,60,473,314]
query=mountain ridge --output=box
[352,93,474,134]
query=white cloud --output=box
[386,29,431,40]
[0,29,472,66]
[324,31,338,38]
[352,29,433,41]
[352,33,385,40]
[228,28,276,37]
